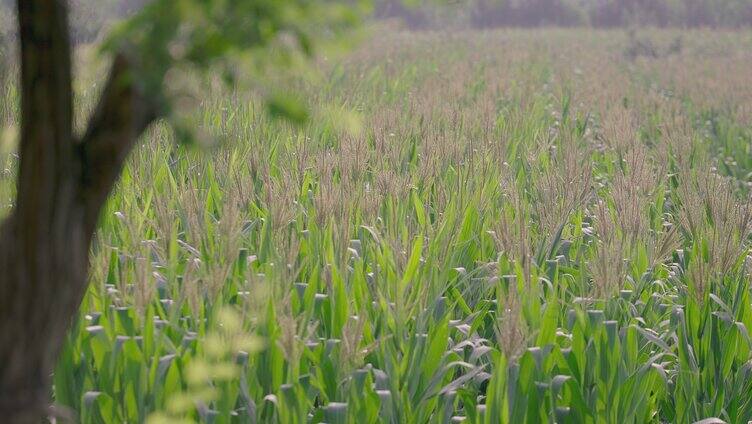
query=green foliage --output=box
[108,0,366,68]
[102,0,368,132]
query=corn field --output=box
[2,29,752,423]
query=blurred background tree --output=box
[372,0,752,28]
[2,0,750,52]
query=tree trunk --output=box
[0,1,81,420]
[0,1,157,422]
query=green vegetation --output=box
[3,29,752,423]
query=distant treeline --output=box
[2,0,751,47]
[376,0,752,28]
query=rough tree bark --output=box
[0,1,158,422]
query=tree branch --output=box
[79,53,160,233]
